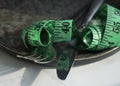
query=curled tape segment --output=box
[81,4,120,50]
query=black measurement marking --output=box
[62,22,70,26]
[54,34,59,36]
[111,16,117,19]
[102,39,108,42]
[54,32,61,33]
[55,24,61,26]
[103,36,109,39]
[105,32,110,34]
[56,25,63,28]
[107,21,113,24]
[104,34,113,37]
[108,42,115,46]
[108,20,115,23]
[54,28,60,30]
[105,30,112,33]
[103,39,108,42]
[54,36,63,37]
[99,44,107,47]
[106,26,111,29]
[114,9,120,16]
[61,22,70,34]
[113,28,120,34]
[54,37,63,40]
[113,22,120,34]
[62,28,69,34]
[101,40,107,43]
[106,24,114,27]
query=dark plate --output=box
[0,0,120,66]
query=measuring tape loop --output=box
[80,4,120,51]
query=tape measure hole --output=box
[40,28,50,46]
[83,30,93,46]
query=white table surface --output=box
[0,49,120,86]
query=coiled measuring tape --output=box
[80,4,120,50]
[22,20,73,48]
[21,4,120,63]
[21,20,74,62]
[22,20,54,48]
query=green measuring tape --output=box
[22,20,73,48]
[53,20,73,42]
[21,4,120,63]
[80,4,120,50]
[57,51,70,71]
[22,20,54,48]
[21,20,74,62]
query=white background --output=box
[0,49,120,86]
